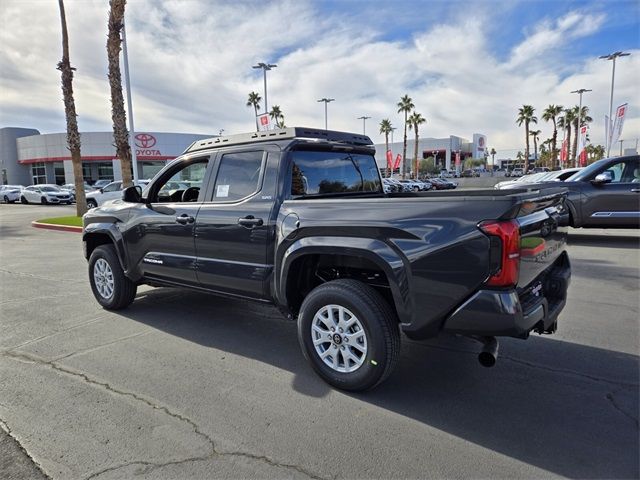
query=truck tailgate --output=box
[512,190,569,288]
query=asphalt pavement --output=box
[1,204,638,479]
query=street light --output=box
[357,116,371,135]
[317,98,335,130]
[390,127,397,145]
[571,88,592,166]
[252,62,277,114]
[599,51,630,155]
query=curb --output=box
[31,221,82,233]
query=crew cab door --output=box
[127,156,212,286]
[194,148,277,300]
[581,156,640,227]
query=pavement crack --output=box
[52,331,152,361]
[606,389,639,429]
[0,417,52,479]
[2,350,326,480]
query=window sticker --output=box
[216,184,230,197]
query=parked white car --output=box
[20,185,73,204]
[0,185,23,203]
[86,180,149,209]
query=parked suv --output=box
[85,180,149,208]
[83,127,571,391]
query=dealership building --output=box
[374,133,488,173]
[0,127,212,186]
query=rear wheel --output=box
[86,199,98,209]
[3,195,8,203]
[297,279,400,391]
[88,245,137,310]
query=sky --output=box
[1,0,639,158]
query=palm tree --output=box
[490,147,496,170]
[408,112,426,179]
[269,105,285,128]
[542,104,563,168]
[379,119,393,176]
[397,94,414,179]
[516,105,537,172]
[529,129,541,163]
[572,105,593,167]
[107,0,133,188]
[246,91,262,131]
[56,0,86,216]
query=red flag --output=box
[579,150,587,167]
[386,150,393,170]
[393,154,402,170]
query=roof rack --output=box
[183,127,373,154]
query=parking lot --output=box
[1,204,638,479]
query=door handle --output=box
[630,188,640,192]
[176,214,195,224]
[237,215,264,227]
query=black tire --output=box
[41,196,48,205]
[88,244,137,310]
[413,186,420,192]
[86,199,98,209]
[297,279,400,391]
[20,196,28,204]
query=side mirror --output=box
[592,171,613,185]
[122,185,142,203]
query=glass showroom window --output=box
[82,164,92,182]
[54,162,65,185]
[97,163,113,180]
[31,163,46,185]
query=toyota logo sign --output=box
[135,133,156,149]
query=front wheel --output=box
[88,245,137,310]
[20,196,28,204]
[86,199,98,209]
[297,279,400,391]
[3,195,9,203]
[40,196,48,205]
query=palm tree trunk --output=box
[551,118,558,169]
[57,0,87,216]
[413,126,419,179]
[107,0,133,188]
[566,125,572,167]
[524,122,530,172]
[385,133,390,177]
[534,137,538,163]
[402,113,408,179]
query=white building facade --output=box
[0,127,211,186]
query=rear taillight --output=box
[479,219,520,287]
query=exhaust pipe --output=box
[476,336,499,367]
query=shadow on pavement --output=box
[568,233,640,249]
[118,287,639,479]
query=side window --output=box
[102,182,120,192]
[212,151,264,202]
[620,159,640,183]
[152,159,208,203]
[603,161,626,183]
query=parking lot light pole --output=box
[252,62,277,114]
[571,88,592,167]
[390,127,396,145]
[599,51,630,156]
[357,116,371,135]
[318,98,335,130]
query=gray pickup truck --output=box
[83,128,571,391]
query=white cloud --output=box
[0,1,638,159]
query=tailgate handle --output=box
[238,215,263,227]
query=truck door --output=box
[194,148,277,300]
[128,156,212,286]
[582,157,640,227]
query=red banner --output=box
[560,139,568,164]
[455,151,461,168]
[393,153,402,170]
[386,150,393,170]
